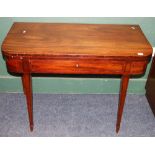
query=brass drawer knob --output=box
[75,64,79,68]
[22,30,27,34]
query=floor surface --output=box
[0,93,155,136]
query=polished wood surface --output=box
[146,56,155,116]
[1,22,152,133]
[22,59,33,131]
[22,73,33,131]
[116,75,130,133]
[2,23,152,57]
[5,57,148,75]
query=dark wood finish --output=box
[22,73,33,131]
[22,59,33,131]
[22,75,26,95]
[4,57,149,75]
[116,75,130,133]
[146,56,155,116]
[1,23,152,133]
[2,23,152,57]
[30,59,125,74]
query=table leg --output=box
[116,75,129,133]
[22,75,26,95]
[22,73,33,131]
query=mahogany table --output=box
[1,22,152,133]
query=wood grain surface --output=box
[2,22,152,57]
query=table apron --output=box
[6,58,148,75]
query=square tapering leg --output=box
[22,75,26,95]
[22,73,33,131]
[116,75,129,133]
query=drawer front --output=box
[30,59,125,74]
[5,57,148,75]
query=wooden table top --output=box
[2,22,152,57]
